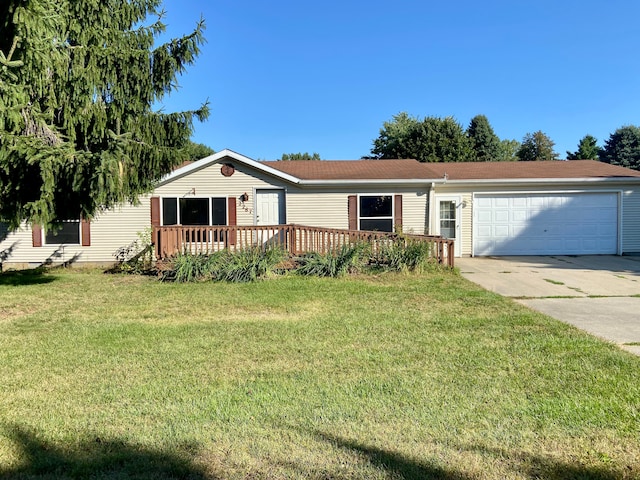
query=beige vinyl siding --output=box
[155,163,289,226]
[87,198,151,261]
[286,189,346,229]
[285,187,429,234]
[154,162,427,233]
[402,189,430,235]
[0,199,149,267]
[460,193,473,256]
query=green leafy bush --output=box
[297,243,368,278]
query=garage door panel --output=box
[494,210,510,222]
[476,197,492,208]
[474,193,618,255]
[529,197,545,207]
[511,210,527,222]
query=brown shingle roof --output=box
[422,160,640,180]
[264,159,640,181]
[262,159,427,180]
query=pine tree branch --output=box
[0,37,24,69]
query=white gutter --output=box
[296,179,432,187]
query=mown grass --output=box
[0,268,639,479]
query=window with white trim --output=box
[359,195,393,232]
[45,220,81,245]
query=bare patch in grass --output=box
[0,304,39,322]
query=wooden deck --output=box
[153,224,454,267]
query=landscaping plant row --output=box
[158,241,444,283]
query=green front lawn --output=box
[0,269,638,479]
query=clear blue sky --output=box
[157,0,640,160]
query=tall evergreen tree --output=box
[371,112,473,162]
[466,114,501,161]
[600,126,640,170]
[185,142,215,162]
[0,1,209,229]
[516,131,559,161]
[566,135,599,160]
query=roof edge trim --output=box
[433,177,640,185]
[157,148,301,186]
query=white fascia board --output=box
[157,148,301,186]
[297,179,431,187]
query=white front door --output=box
[436,196,461,257]
[255,189,285,225]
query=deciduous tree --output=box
[600,126,640,170]
[516,131,559,161]
[0,0,209,229]
[280,152,321,161]
[371,112,473,162]
[496,139,520,162]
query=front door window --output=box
[439,201,456,239]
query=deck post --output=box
[289,225,297,255]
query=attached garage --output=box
[473,192,619,256]
[424,160,640,257]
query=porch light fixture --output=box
[240,192,249,202]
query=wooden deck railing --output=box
[153,224,454,267]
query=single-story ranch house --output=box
[2,148,640,268]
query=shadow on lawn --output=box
[311,430,473,480]
[310,430,629,480]
[460,443,631,480]
[0,425,215,479]
[0,269,57,286]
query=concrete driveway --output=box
[456,256,640,355]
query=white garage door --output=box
[474,193,618,256]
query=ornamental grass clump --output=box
[161,247,287,283]
[160,252,218,283]
[217,247,287,283]
[379,238,436,272]
[296,243,369,278]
